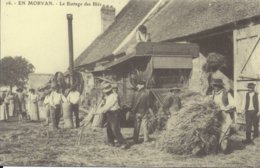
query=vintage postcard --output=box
[0,0,260,167]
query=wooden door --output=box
[234,24,260,124]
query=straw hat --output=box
[101,82,113,93]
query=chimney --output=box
[101,5,115,32]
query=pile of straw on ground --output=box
[157,92,222,155]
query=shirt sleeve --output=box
[61,94,67,103]
[75,92,81,104]
[97,94,117,114]
[43,96,49,105]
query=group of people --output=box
[90,79,157,149]
[0,84,82,131]
[42,84,81,130]
[0,88,28,121]
[210,78,259,151]
[95,77,259,151]
[0,76,258,152]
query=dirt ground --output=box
[0,115,259,167]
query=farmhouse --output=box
[74,0,260,123]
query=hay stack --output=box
[157,92,222,155]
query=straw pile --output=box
[202,52,226,73]
[157,92,222,155]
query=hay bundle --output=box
[202,52,226,73]
[157,93,222,155]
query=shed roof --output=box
[116,0,260,54]
[74,0,158,67]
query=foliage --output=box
[0,56,34,88]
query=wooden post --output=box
[67,14,74,86]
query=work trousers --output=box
[50,105,61,130]
[245,110,259,140]
[133,114,149,143]
[105,110,126,145]
[71,104,80,128]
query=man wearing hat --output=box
[16,88,27,121]
[67,84,81,128]
[158,87,182,130]
[49,84,67,130]
[95,82,128,149]
[242,83,259,144]
[131,80,153,143]
[211,78,235,152]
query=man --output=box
[95,82,128,149]
[67,85,81,128]
[131,80,153,144]
[16,88,27,121]
[242,83,259,144]
[211,78,235,152]
[136,25,151,42]
[49,84,67,130]
[158,88,182,130]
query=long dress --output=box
[29,94,39,121]
[8,95,15,117]
[0,98,8,121]
[43,95,50,123]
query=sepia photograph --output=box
[0,0,260,167]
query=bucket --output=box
[62,102,73,128]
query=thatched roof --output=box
[74,0,158,67]
[116,0,260,53]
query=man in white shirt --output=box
[136,25,151,42]
[95,82,128,149]
[211,78,235,152]
[49,84,67,130]
[67,85,81,128]
[242,83,259,144]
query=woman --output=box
[43,90,51,125]
[6,92,15,117]
[0,92,8,121]
[28,89,39,121]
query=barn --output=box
[74,0,260,124]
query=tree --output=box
[0,56,35,89]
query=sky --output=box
[1,0,128,74]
